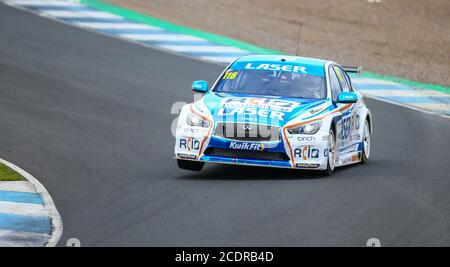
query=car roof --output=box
[234,55,331,68]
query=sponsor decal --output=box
[220,97,299,112]
[340,112,360,142]
[184,128,200,134]
[244,63,308,74]
[340,153,360,165]
[177,153,197,159]
[217,97,300,121]
[295,163,320,168]
[229,142,265,151]
[339,143,359,153]
[180,137,200,152]
[297,136,316,142]
[294,146,320,160]
[217,107,285,121]
[222,70,238,80]
[340,116,351,141]
[341,157,352,165]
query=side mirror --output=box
[192,80,208,93]
[337,92,358,103]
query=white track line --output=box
[41,10,123,19]
[352,78,400,85]
[201,56,238,63]
[0,230,50,247]
[120,33,205,42]
[74,22,162,30]
[7,0,83,7]
[363,94,450,119]
[359,89,450,97]
[0,158,62,247]
[0,201,49,217]
[160,45,246,53]
[410,103,450,111]
[0,181,36,193]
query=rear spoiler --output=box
[342,66,362,75]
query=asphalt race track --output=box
[1,4,449,246]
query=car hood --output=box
[200,92,327,127]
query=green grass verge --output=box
[0,162,25,181]
[81,0,449,94]
[363,72,450,94]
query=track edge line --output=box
[0,158,63,247]
[362,94,450,120]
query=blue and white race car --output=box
[174,55,372,176]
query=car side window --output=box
[329,67,342,102]
[333,66,350,92]
[343,71,354,92]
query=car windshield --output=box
[213,69,326,99]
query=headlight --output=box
[287,121,322,135]
[186,110,211,128]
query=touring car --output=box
[174,55,372,176]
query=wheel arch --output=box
[330,115,340,136]
[365,112,373,134]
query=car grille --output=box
[214,122,280,142]
[205,148,290,161]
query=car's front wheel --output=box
[361,119,371,164]
[322,128,336,176]
[177,159,205,171]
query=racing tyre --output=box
[361,119,371,164]
[322,128,336,176]
[177,159,205,171]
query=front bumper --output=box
[175,133,329,170]
[176,154,293,169]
